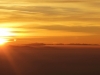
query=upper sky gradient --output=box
[0,0,100,44]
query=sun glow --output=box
[0,28,15,45]
[0,28,14,37]
[0,38,8,45]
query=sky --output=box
[0,0,100,44]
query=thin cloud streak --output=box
[35,25,100,34]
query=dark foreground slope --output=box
[0,45,100,75]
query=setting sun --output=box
[0,38,8,45]
[0,28,15,45]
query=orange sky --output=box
[0,0,100,44]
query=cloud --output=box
[86,1,100,8]
[0,5,82,15]
[0,5,60,15]
[0,0,100,23]
[34,25,100,34]
[0,0,86,3]
[0,5,99,23]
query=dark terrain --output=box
[0,45,100,75]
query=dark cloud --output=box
[35,25,100,34]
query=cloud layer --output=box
[35,25,100,34]
[0,0,100,37]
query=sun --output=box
[0,28,15,45]
[0,38,8,45]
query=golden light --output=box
[0,28,13,37]
[0,28,15,45]
[0,38,8,45]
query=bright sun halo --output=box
[0,38,8,45]
[0,28,14,45]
